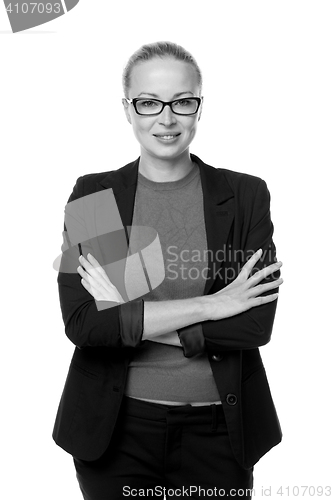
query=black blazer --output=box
[52,154,282,470]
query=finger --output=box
[81,275,113,300]
[247,261,283,288]
[78,255,111,290]
[79,254,116,290]
[237,249,263,281]
[248,292,279,308]
[84,254,123,292]
[79,254,103,275]
[86,253,109,278]
[78,265,124,303]
[80,277,93,292]
[248,277,283,298]
[80,278,102,299]
[77,265,105,292]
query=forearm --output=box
[142,296,210,340]
[202,297,279,351]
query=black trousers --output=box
[73,396,253,500]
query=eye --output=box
[174,99,192,107]
[140,100,159,107]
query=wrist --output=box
[197,295,214,322]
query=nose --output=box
[158,105,177,126]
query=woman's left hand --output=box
[77,253,125,303]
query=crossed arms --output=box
[58,177,282,355]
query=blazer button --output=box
[211,353,224,362]
[226,393,238,406]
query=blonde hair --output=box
[122,41,203,98]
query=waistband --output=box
[121,395,226,430]
[130,396,223,407]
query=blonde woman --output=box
[53,41,283,500]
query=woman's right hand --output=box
[207,249,283,321]
[77,253,125,304]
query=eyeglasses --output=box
[125,97,202,116]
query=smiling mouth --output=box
[153,133,181,140]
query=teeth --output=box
[158,135,176,139]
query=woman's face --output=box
[123,57,202,163]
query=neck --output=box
[138,149,194,182]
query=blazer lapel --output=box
[192,154,235,295]
[97,157,140,243]
[97,154,235,296]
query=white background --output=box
[1,1,332,498]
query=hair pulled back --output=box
[122,41,202,98]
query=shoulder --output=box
[199,161,273,227]
[219,168,270,209]
[195,154,269,202]
[66,172,107,203]
[73,170,111,188]
[216,166,267,196]
[66,160,136,203]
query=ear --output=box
[198,96,204,122]
[122,98,132,125]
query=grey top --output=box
[124,163,221,403]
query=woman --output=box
[53,41,283,499]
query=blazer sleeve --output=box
[178,178,280,356]
[57,176,145,349]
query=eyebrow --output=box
[137,91,194,98]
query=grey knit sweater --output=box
[124,163,220,403]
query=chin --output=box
[152,143,190,159]
[153,150,184,161]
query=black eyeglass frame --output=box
[125,97,202,116]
